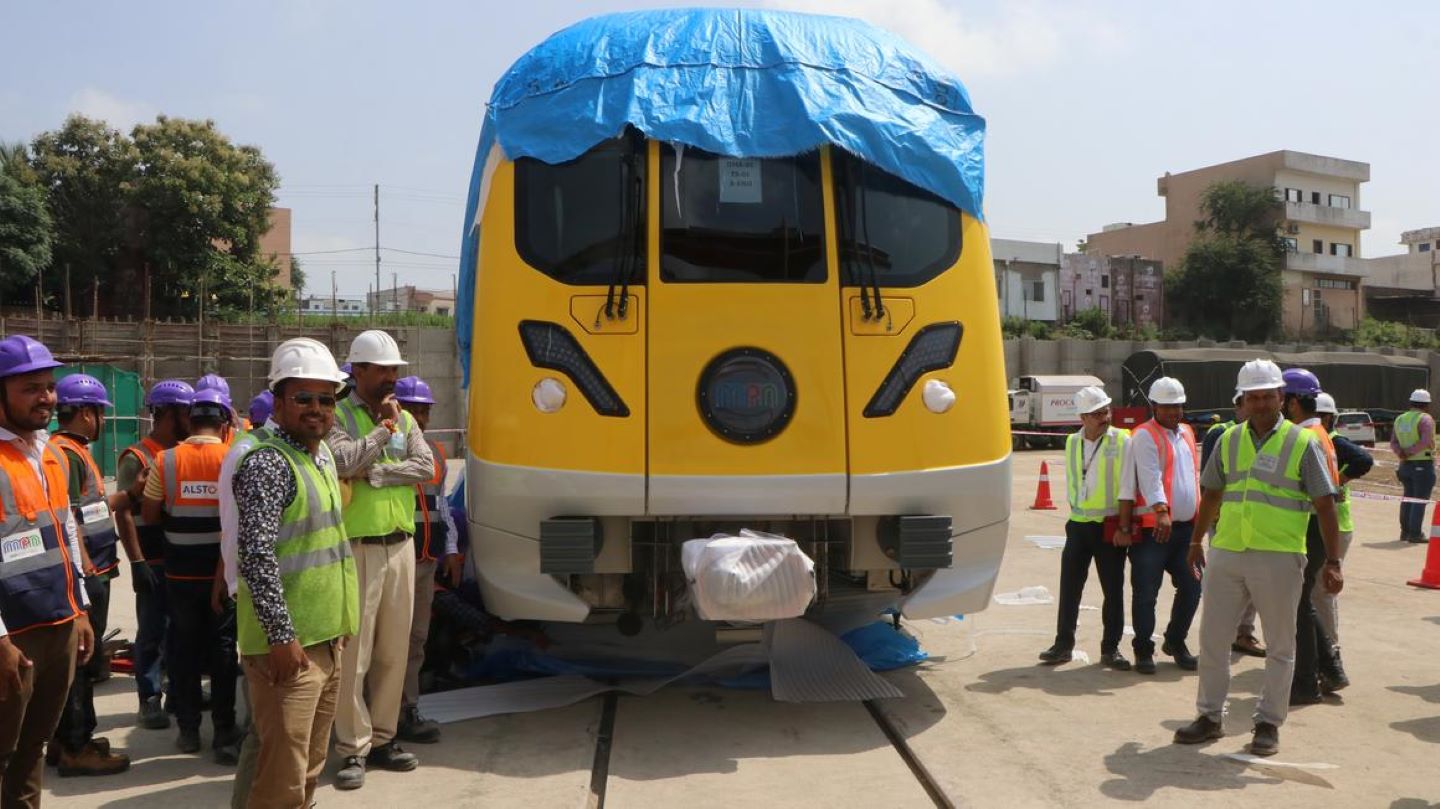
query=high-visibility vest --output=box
[1213,419,1316,554]
[413,438,448,561]
[0,440,85,634]
[157,440,228,581]
[121,437,167,564]
[1064,427,1128,523]
[334,399,418,540]
[235,436,358,655]
[1132,420,1200,528]
[1329,430,1355,533]
[1207,420,1234,437]
[1395,410,1434,460]
[50,434,119,576]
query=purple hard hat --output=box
[395,376,435,404]
[340,362,353,377]
[249,390,274,425]
[196,373,232,406]
[56,374,113,408]
[0,335,63,380]
[1281,368,1322,397]
[146,379,195,408]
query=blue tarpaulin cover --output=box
[454,7,987,382]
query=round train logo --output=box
[696,348,797,444]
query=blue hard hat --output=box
[0,336,63,380]
[1282,368,1322,397]
[56,374,113,408]
[395,376,436,404]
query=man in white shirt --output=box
[1116,376,1202,675]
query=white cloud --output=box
[760,0,1123,78]
[68,87,156,132]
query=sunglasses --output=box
[287,393,337,409]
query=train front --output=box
[457,9,1009,631]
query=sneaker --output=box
[1172,715,1224,745]
[1100,651,1132,671]
[56,741,130,777]
[367,742,419,772]
[1038,644,1073,665]
[1135,654,1157,675]
[336,755,366,790]
[1162,639,1198,671]
[175,729,202,754]
[138,697,170,730]
[1248,722,1279,756]
[397,705,442,744]
[1231,633,1266,658]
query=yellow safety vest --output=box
[1212,419,1316,554]
[1395,410,1434,461]
[1064,427,1128,523]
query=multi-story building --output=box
[367,285,457,316]
[1364,227,1440,325]
[1083,150,1370,337]
[992,238,1060,323]
[300,294,369,317]
[1059,253,1164,328]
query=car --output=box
[1335,411,1376,447]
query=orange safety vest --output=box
[1132,420,1200,530]
[156,440,228,581]
[50,434,120,576]
[122,437,168,564]
[413,439,448,562]
[0,440,84,634]
[1303,420,1340,487]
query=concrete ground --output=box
[44,450,1440,808]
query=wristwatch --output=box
[1324,558,1342,567]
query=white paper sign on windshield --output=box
[719,158,762,204]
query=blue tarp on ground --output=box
[454,8,987,383]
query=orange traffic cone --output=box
[1408,509,1440,589]
[1030,460,1057,511]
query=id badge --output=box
[1252,453,1280,474]
[388,429,406,454]
[80,501,110,525]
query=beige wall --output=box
[258,207,293,288]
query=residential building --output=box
[259,207,293,288]
[1059,253,1164,328]
[300,294,369,317]
[992,239,1060,323]
[1365,227,1440,326]
[367,285,456,316]
[1084,150,1370,337]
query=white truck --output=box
[1008,374,1104,450]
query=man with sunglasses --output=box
[326,330,434,790]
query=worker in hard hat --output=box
[142,388,242,763]
[1391,388,1435,543]
[115,378,194,731]
[1175,359,1343,757]
[1201,391,1265,659]
[1038,385,1131,670]
[1116,376,1202,675]
[48,374,134,776]
[248,390,274,429]
[327,330,434,790]
[1313,391,1371,692]
[233,338,358,808]
[393,376,463,742]
[0,336,96,802]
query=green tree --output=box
[1166,180,1285,342]
[0,143,54,293]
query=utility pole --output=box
[331,269,338,321]
[393,272,398,314]
[373,183,381,323]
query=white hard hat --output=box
[1411,388,1432,404]
[1148,376,1186,405]
[1075,385,1112,415]
[1236,358,1284,392]
[1315,392,1338,415]
[269,338,348,392]
[347,330,408,367]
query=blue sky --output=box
[4,0,1437,295]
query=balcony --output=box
[1285,250,1369,278]
[1284,201,1371,230]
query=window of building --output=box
[1282,237,1299,253]
[1101,275,1109,289]
[1311,191,1321,204]
[1328,194,1351,209]
[1330,243,1353,257]
[1420,243,1433,253]
[660,145,825,283]
[1026,280,1045,302]
[1284,188,1303,203]
[1313,239,1324,254]
[831,151,961,288]
[1099,294,1110,315]
[516,131,647,286]
[1317,279,1356,290]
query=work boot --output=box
[213,725,243,766]
[138,696,170,730]
[367,742,419,772]
[176,728,202,754]
[1162,639,1198,671]
[397,705,441,744]
[1231,633,1266,658]
[1172,715,1224,745]
[1248,722,1279,757]
[1135,654,1157,675]
[336,755,366,790]
[57,741,131,777]
[1100,651,1132,671]
[1320,651,1350,693]
[1037,644,1073,665]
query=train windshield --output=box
[660,146,826,283]
[832,150,962,288]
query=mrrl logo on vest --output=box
[181,481,220,499]
[1,529,45,564]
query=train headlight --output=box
[533,377,567,413]
[922,379,955,414]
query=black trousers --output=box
[53,575,110,752]
[1129,521,1201,657]
[1294,518,1338,698]
[1054,519,1127,654]
[166,578,238,735]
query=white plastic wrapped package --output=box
[681,530,816,622]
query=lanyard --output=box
[1081,432,1105,483]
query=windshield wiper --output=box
[857,161,885,322]
[602,149,638,322]
[838,158,872,320]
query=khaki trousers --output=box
[335,539,414,757]
[1310,530,1352,647]
[0,621,77,809]
[241,640,341,809]
[1196,547,1305,728]
[403,558,437,707]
